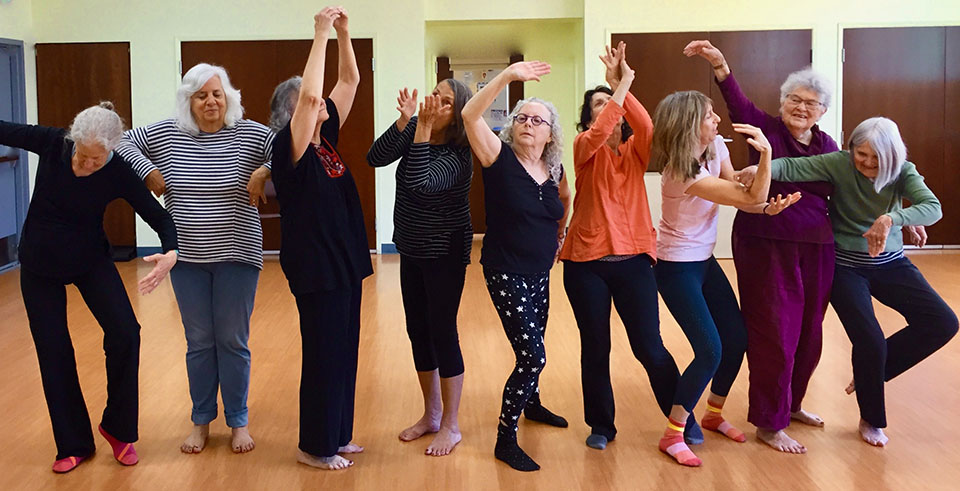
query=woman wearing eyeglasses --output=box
[462,61,572,472]
[684,40,857,454]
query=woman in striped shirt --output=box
[740,117,957,447]
[366,78,472,457]
[116,63,274,455]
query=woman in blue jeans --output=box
[650,90,796,467]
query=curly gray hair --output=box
[67,101,125,150]
[176,63,244,135]
[269,76,302,133]
[848,117,907,192]
[780,67,833,109]
[499,97,564,183]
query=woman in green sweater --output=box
[738,116,957,447]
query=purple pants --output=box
[732,234,834,430]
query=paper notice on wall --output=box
[456,68,509,131]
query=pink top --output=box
[657,135,728,262]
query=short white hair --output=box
[176,63,243,135]
[848,117,907,192]
[780,67,833,109]
[67,101,125,150]
[499,97,564,184]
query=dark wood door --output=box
[35,42,137,259]
[181,38,377,250]
[613,30,812,171]
[843,27,956,244]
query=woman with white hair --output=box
[116,63,274,454]
[684,40,843,453]
[740,117,957,447]
[1,102,178,473]
[462,61,572,472]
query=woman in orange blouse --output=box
[560,43,701,450]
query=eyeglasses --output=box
[513,113,551,127]
[785,94,824,109]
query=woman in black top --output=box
[268,8,371,471]
[1,102,178,473]
[366,79,472,457]
[462,61,572,471]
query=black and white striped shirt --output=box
[116,119,274,269]
[367,117,472,263]
[835,247,905,268]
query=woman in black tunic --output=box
[1,102,178,473]
[268,7,371,471]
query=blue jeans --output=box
[831,257,957,428]
[655,257,747,412]
[170,261,259,428]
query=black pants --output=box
[563,255,680,440]
[20,260,141,460]
[483,267,550,437]
[830,258,957,428]
[296,284,362,457]
[399,240,467,378]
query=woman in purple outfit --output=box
[684,40,843,454]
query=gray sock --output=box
[585,434,608,450]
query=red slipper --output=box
[98,425,139,466]
[52,455,87,473]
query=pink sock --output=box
[99,425,139,465]
[659,417,702,467]
[700,402,746,442]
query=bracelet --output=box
[762,204,770,215]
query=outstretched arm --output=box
[328,8,360,126]
[290,7,336,165]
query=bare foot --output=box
[398,415,440,442]
[845,379,855,394]
[859,420,889,447]
[297,450,353,470]
[180,424,209,454]
[338,442,364,454]
[791,409,825,427]
[231,426,255,453]
[425,426,462,456]
[757,428,807,454]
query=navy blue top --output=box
[480,141,564,274]
[271,99,373,294]
[0,122,177,279]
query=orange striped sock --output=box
[659,417,702,467]
[700,401,746,442]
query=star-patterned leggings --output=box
[484,267,550,437]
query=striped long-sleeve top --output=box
[116,119,274,269]
[367,117,473,264]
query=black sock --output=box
[524,402,568,428]
[495,434,540,471]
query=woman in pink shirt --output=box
[650,90,794,467]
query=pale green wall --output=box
[5,0,959,252]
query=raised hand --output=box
[138,250,177,295]
[600,43,622,87]
[732,123,772,155]
[763,192,802,216]
[396,87,418,127]
[863,215,893,257]
[618,43,635,84]
[417,94,445,128]
[332,6,349,32]
[683,40,725,67]
[314,6,339,34]
[506,61,551,83]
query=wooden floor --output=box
[1,241,959,490]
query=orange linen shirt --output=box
[558,92,657,262]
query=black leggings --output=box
[483,267,550,437]
[20,260,141,460]
[296,285,362,458]
[563,255,681,440]
[399,245,467,378]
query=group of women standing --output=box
[4,6,957,475]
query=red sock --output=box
[700,401,746,442]
[659,417,701,467]
[99,425,139,465]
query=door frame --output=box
[0,38,29,274]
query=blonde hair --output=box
[651,90,714,181]
[67,101,125,150]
